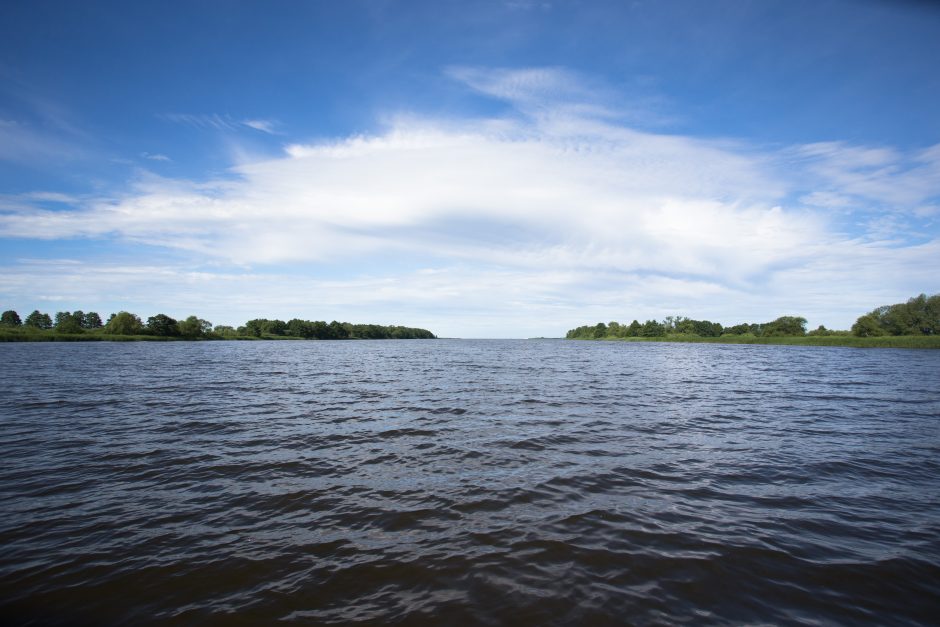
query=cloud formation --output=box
[0,118,88,164]
[159,113,280,135]
[141,152,171,162]
[3,68,939,335]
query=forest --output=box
[566,293,940,341]
[0,309,435,341]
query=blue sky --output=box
[2,0,939,337]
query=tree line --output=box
[0,309,435,340]
[566,315,812,339]
[850,293,939,337]
[566,293,939,340]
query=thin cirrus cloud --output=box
[788,141,940,210]
[141,152,171,162]
[2,67,939,335]
[0,118,88,164]
[159,113,279,134]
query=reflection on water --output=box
[1,340,939,624]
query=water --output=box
[1,340,939,625]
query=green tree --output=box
[851,293,940,337]
[627,320,642,337]
[674,317,695,334]
[329,320,349,339]
[851,313,885,337]
[55,311,84,333]
[244,319,266,337]
[902,293,939,335]
[84,312,103,329]
[263,319,288,336]
[763,316,807,336]
[24,310,53,329]
[925,294,940,335]
[287,318,318,338]
[213,325,237,338]
[1,310,21,326]
[640,320,666,337]
[106,311,143,335]
[147,314,180,337]
[693,320,723,337]
[178,315,211,339]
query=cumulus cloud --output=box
[3,68,939,335]
[1,111,798,276]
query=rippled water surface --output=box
[2,340,939,625]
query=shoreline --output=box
[0,332,434,343]
[566,335,940,349]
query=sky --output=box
[1,0,939,338]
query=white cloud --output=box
[3,68,939,336]
[18,191,79,203]
[788,140,940,209]
[160,113,241,131]
[160,113,280,135]
[141,152,171,162]
[0,119,87,164]
[0,117,802,279]
[913,205,939,218]
[242,119,279,134]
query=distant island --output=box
[0,309,435,342]
[565,293,940,349]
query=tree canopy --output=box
[567,314,808,339]
[567,296,940,341]
[147,314,179,337]
[105,312,143,335]
[55,311,85,334]
[851,294,939,337]
[1,310,21,326]
[2,307,435,341]
[24,310,53,329]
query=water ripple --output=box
[1,340,939,624]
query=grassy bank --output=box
[570,334,940,349]
[0,329,200,342]
[0,329,415,342]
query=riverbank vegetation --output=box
[566,293,940,348]
[0,309,435,341]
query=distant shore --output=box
[567,335,940,349]
[0,310,436,342]
[0,331,432,343]
[565,294,939,349]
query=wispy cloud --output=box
[159,113,241,131]
[0,118,88,164]
[0,82,100,166]
[505,1,553,11]
[242,119,279,134]
[18,191,80,203]
[160,113,280,135]
[141,152,171,162]
[788,141,940,209]
[3,68,938,335]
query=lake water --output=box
[1,340,939,625]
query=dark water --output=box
[2,340,939,625]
